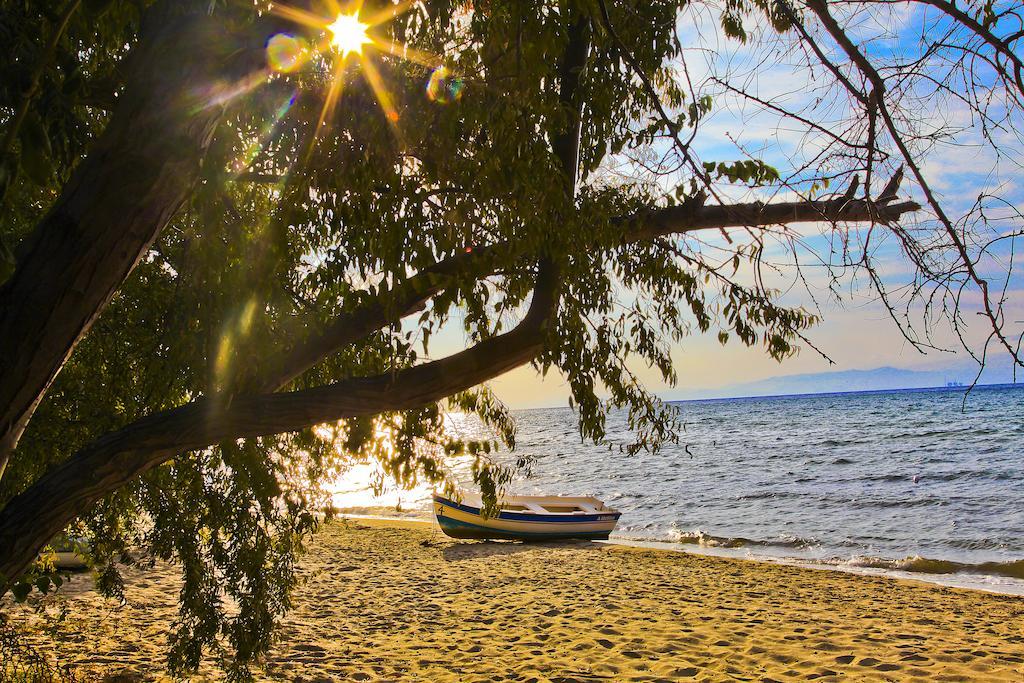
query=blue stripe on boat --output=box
[432,495,621,523]
[436,515,613,540]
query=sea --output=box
[332,383,1024,595]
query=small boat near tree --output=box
[433,491,621,541]
[40,533,88,570]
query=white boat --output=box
[38,534,89,569]
[51,550,87,569]
[433,491,621,541]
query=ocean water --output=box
[334,383,1024,594]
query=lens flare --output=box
[266,33,309,73]
[426,67,463,104]
[327,12,371,57]
[266,2,445,152]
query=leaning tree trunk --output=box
[0,2,248,476]
[0,263,560,586]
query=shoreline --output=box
[4,517,1023,681]
[340,513,1024,596]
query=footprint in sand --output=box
[806,669,838,679]
[900,653,930,662]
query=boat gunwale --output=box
[433,494,622,524]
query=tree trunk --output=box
[0,3,242,476]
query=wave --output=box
[857,496,952,508]
[838,555,1024,581]
[945,538,1021,552]
[666,529,817,550]
[629,530,1024,585]
[652,528,1024,582]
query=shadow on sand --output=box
[441,539,603,562]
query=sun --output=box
[266,0,448,149]
[327,12,371,57]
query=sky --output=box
[435,2,1024,409]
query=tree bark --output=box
[0,3,246,476]
[256,244,504,393]
[623,195,920,242]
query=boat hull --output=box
[433,495,620,541]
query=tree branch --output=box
[622,191,920,242]
[249,171,921,395]
[255,244,505,393]
[805,0,1023,367]
[0,261,559,585]
[913,0,1024,99]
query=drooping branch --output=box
[0,261,559,585]
[255,243,505,393]
[256,171,920,393]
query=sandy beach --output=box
[4,517,1023,681]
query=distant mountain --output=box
[675,362,1018,400]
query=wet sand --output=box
[4,517,1024,681]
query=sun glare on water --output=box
[327,12,371,56]
[330,461,433,513]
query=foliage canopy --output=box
[1,0,1020,677]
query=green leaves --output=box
[8,581,31,602]
[703,159,780,185]
[5,560,68,604]
[719,0,796,41]
[687,94,714,126]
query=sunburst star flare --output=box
[327,12,371,57]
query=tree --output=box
[0,0,1019,676]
